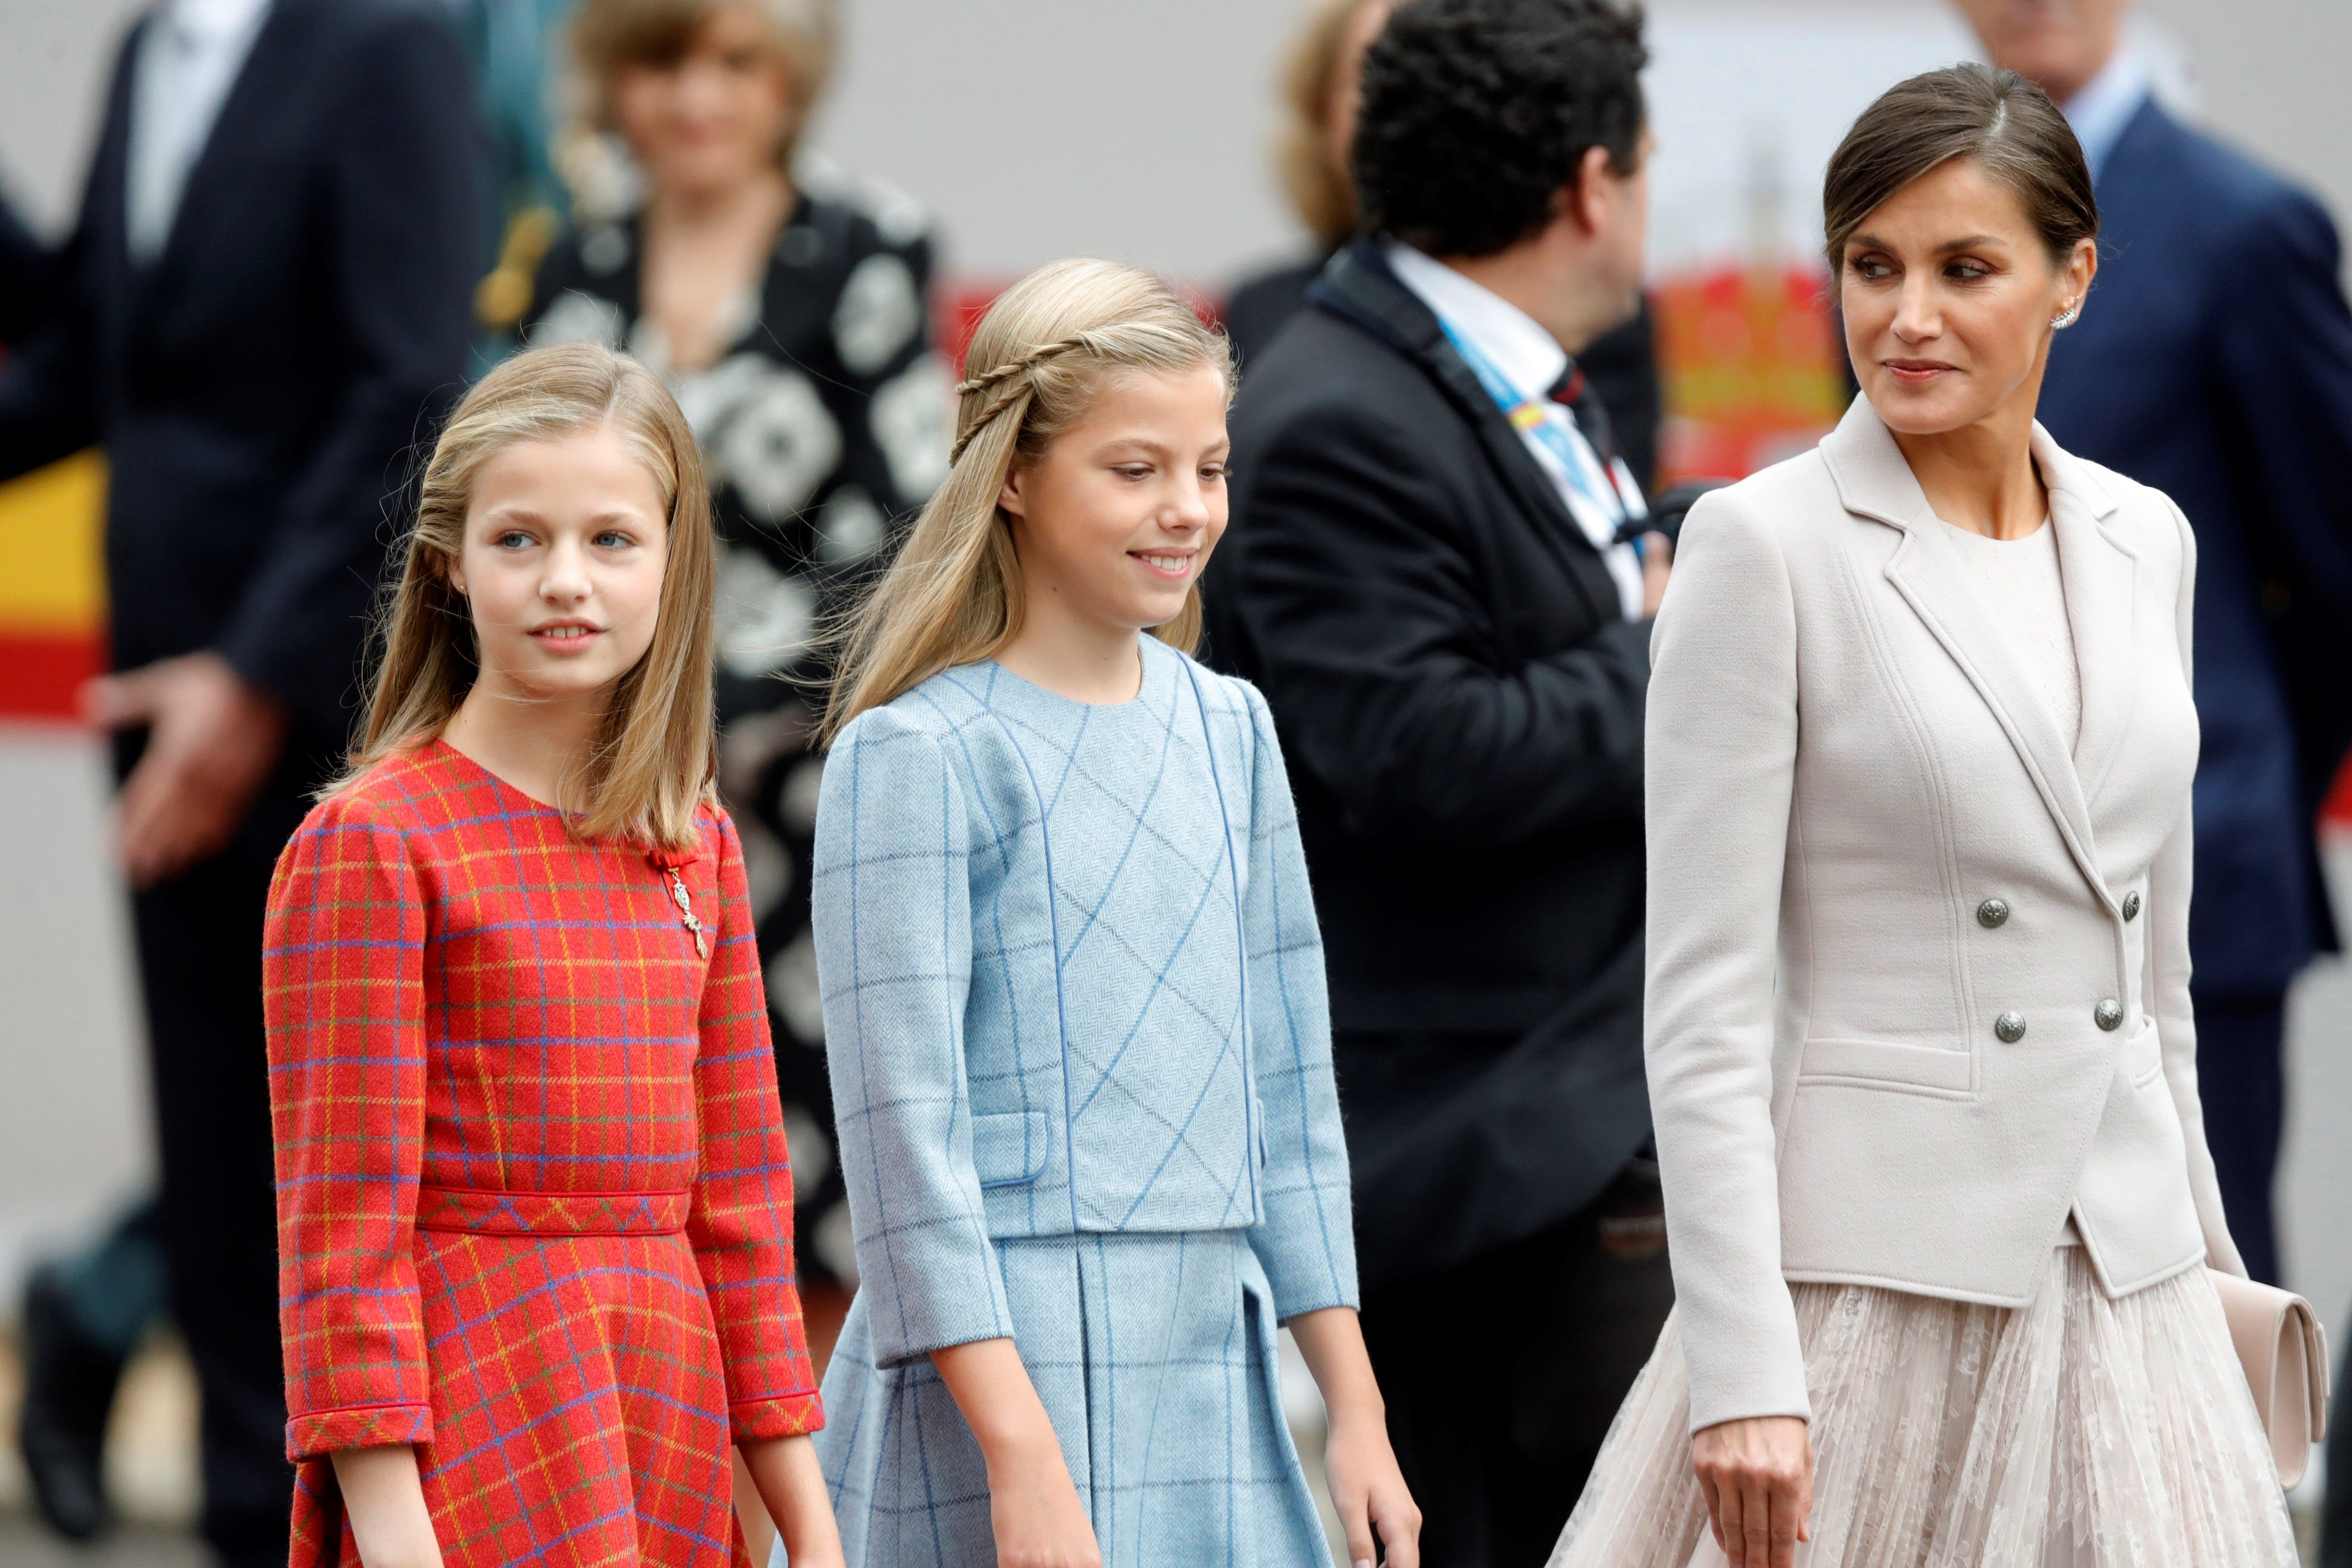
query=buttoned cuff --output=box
[284,1402,433,1462]
[731,1389,824,1442]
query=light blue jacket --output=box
[811,639,1358,1368]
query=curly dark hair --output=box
[1353,0,1648,258]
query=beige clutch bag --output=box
[2208,1268,2331,1488]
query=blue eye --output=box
[595,530,635,549]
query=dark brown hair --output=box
[1823,63,2096,267]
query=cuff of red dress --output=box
[731,1389,824,1442]
[285,1402,434,1462]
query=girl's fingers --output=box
[1375,1488,1422,1568]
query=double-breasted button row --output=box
[1979,892,2141,924]
[1977,895,2130,1041]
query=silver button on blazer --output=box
[1645,396,2245,1434]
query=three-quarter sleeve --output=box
[263,794,434,1460]
[1642,494,1812,1433]
[813,709,1015,1366]
[687,813,824,1438]
[1233,681,1359,1318]
[2146,504,2247,1278]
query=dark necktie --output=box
[1547,362,1619,473]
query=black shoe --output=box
[17,1263,125,1540]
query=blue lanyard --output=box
[1441,321,1640,530]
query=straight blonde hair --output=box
[337,343,718,850]
[821,258,1234,745]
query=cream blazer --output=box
[1647,396,2247,1433]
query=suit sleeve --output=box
[1227,403,1651,849]
[1641,493,1811,1433]
[2207,187,2352,787]
[2147,503,2249,1278]
[813,709,1016,1367]
[1232,679,1358,1318]
[688,814,823,1438]
[263,794,434,1459]
[0,50,115,481]
[212,7,480,741]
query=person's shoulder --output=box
[1696,440,1838,539]
[1232,306,1452,460]
[2057,447,2195,569]
[792,155,936,263]
[317,0,468,54]
[291,744,448,845]
[2129,106,2333,242]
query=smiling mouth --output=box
[1884,361,1957,384]
[531,623,603,648]
[1131,551,1195,579]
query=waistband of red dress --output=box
[412,1186,691,1237]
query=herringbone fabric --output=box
[264,740,819,1568]
[807,638,1355,1564]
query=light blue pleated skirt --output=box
[808,1228,1329,1568]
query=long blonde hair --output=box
[821,258,1233,744]
[337,343,719,850]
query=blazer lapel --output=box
[1819,399,2114,907]
[2036,425,2138,806]
[1309,243,1617,623]
[138,0,297,318]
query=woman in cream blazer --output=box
[1552,65,2295,1568]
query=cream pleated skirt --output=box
[1549,1247,2299,1568]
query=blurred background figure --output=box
[1209,0,1670,1559]
[0,185,55,342]
[523,0,946,1335]
[1227,0,1662,492]
[0,0,481,1562]
[450,0,578,366]
[1955,0,2352,1293]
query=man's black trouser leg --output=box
[133,849,293,1568]
[1358,1164,1674,1568]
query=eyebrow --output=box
[1096,436,1231,459]
[1847,231,2012,255]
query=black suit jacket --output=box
[2038,100,2352,995]
[0,0,480,839]
[1205,240,1653,1277]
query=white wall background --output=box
[2,0,2349,1332]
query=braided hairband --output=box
[947,335,1090,464]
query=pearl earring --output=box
[2052,302,2082,330]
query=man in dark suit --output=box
[1958,0,2352,1293]
[1205,1,1666,1560]
[0,3,479,1560]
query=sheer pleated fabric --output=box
[1550,1248,2298,1568]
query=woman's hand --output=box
[1690,1415,1812,1568]
[738,1433,844,1568]
[331,1444,443,1568]
[931,1338,1101,1568]
[1288,1306,1421,1568]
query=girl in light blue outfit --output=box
[801,260,1421,1568]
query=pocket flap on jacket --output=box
[971,1109,1052,1188]
[1796,1037,1973,1095]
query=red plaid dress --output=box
[264,741,821,1568]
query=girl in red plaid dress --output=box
[263,344,843,1568]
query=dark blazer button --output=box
[2121,892,2142,920]
[1995,1011,2027,1043]
[2095,999,2125,1031]
[1977,899,2011,928]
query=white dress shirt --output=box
[1386,242,1648,620]
[127,0,275,265]
[2061,50,2151,183]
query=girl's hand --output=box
[1691,1416,1812,1568]
[737,1433,844,1568]
[930,1338,1101,1568]
[984,1431,1103,1568]
[331,1444,443,1568]
[1286,1306,1420,1567]
[1322,1408,1421,1568]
